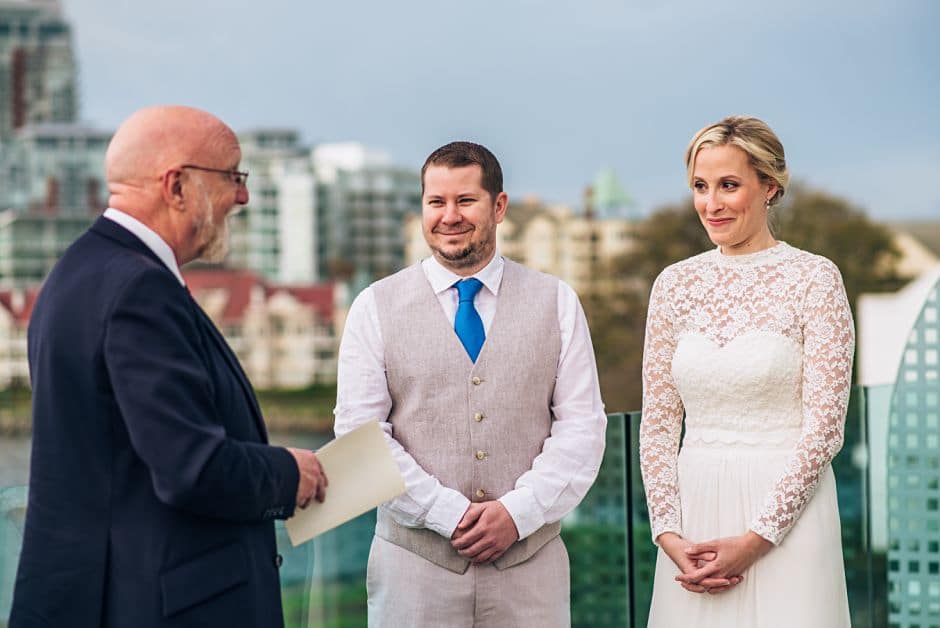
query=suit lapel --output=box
[188,295,270,444]
[94,216,270,443]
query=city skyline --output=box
[57,0,940,220]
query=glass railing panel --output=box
[562,412,629,628]
[625,411,655,628]
[274,519,317,628]
[0,485,27,628]
[297,511,372,627]
[837,385,886,627]
[1,390,894,627]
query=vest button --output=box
[473,412,484,422]
[274,554,283,568]
[475,450,486,460]
[471,376,482,385]
[475,488,486,498]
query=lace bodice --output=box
[639,242,855,545]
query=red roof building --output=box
[182,268,341,389]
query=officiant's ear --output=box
[161,168,186,211]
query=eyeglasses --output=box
[180,164,249,187]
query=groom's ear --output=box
[494,192,509,224]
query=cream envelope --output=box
[286,421,405,546]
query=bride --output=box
[639,115,853,627]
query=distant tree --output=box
[582,285,647,414]
[774,184,908,308]
[584,183,908,412]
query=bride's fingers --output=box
[686,550,717,562]
[676,562,720,584]
[680,582,708,593]
[685,541,719,556]
[699,577,732,588]
[706,575,745,594]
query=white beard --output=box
[192,183,230,263]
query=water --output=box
[0,438,29,489]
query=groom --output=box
[334,141,608,626]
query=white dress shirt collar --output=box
[422,251,504,296]
[103,208,186,286]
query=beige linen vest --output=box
[372,259,562,574]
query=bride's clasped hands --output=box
[674,532,773,592]
[657,531,768,595]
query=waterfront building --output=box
[313,142,420,282]
[591,167,636,220]
[230,137,420,285]
[0,287,33,387]
[183,268,342,389]
[0,0,76,142]
[883,273,940,628]
[0,3,104,287]
[231,129,317,283]
[0,208,93,286]
[0,122,108,287]
[0,122,109,212]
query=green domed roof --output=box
[592,168,635,219]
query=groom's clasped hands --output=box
[450,501,521,564]
[658,531,773,595]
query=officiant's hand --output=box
[287,448,328,508]
[676,531,771,590]
[451,501,519,564]
[658,532,742,594]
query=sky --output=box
[61,0,939,220]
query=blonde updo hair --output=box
[685,115,789,206]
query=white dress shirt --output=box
[103,208,185,286]
[334,252,607,540]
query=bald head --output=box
[105,105,237,189]
[104,105,246,265]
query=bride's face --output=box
[691,144,777,254]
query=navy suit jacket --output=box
[11,217,300,627]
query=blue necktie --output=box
[454,278,485,362]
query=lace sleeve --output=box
[640,269,685,543]
[750,260,855,545]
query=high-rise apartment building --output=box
[0,123,109,286]
[0,2,104,287]
[0,0,77,141]
[0,122,109,212]
[314,143,420,282]
[0,208,92,286]
[231,129,317,283]
[220,137,420,286]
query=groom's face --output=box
[422,164,508,277]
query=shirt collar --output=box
[103,208,186,286]
[423,250,504,296]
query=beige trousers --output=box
[366,535,570,628]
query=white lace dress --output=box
[640,242,854,627]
